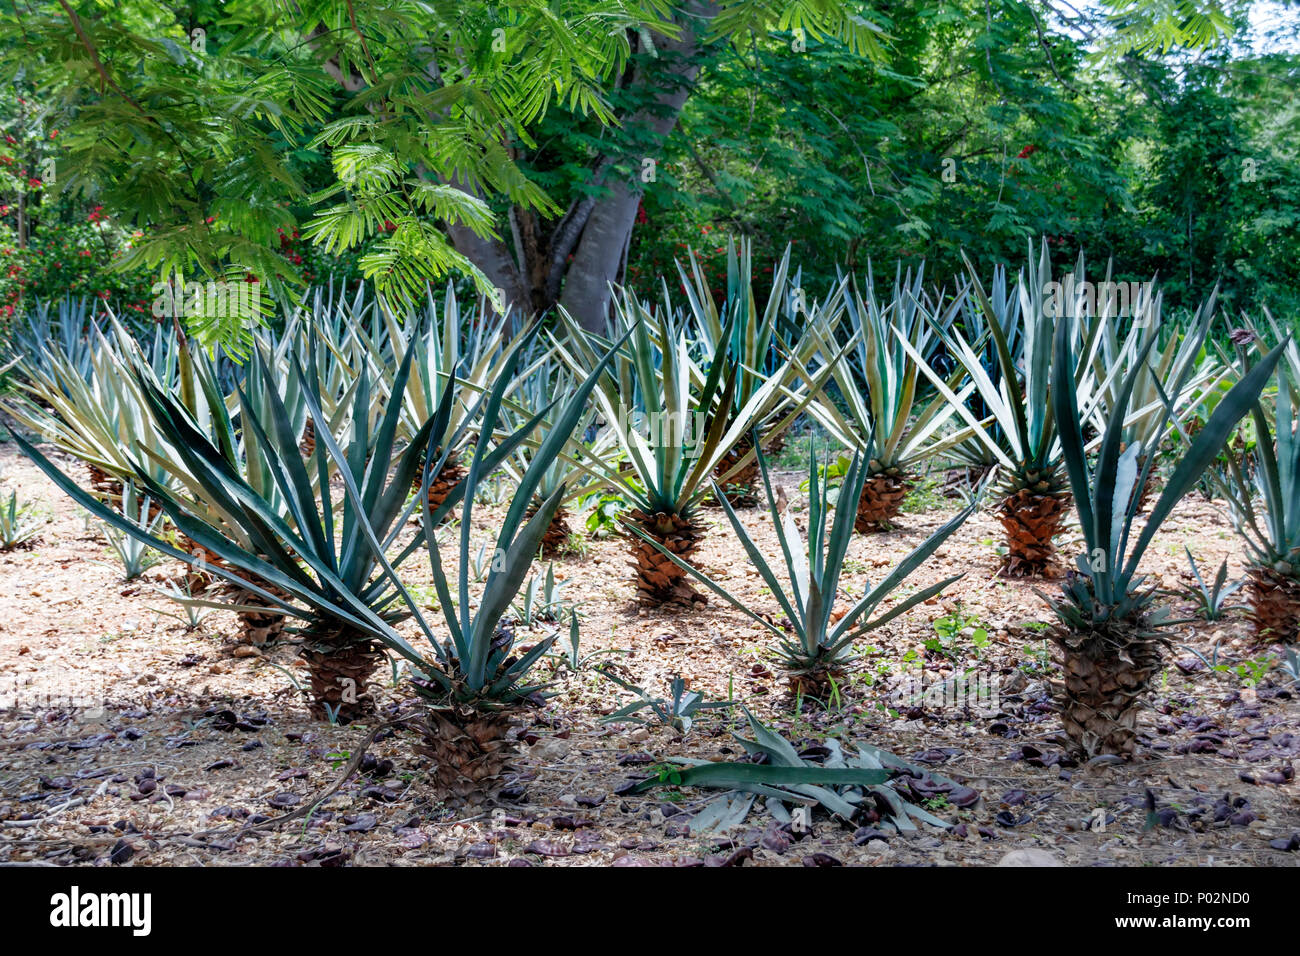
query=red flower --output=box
[1016,144,1037,159]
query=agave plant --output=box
[2,317,178,500]
[801,265,974,532]
[1074,270,1223,511]
[678,237,799,506]
[600,672,732,735]
[1044,311,1283,757]
[636,443,974,700]
[13,340,462,723]
[906,245,1091,575]
[553,610,626,672]
[0,489,41,550]
[510,561,571,626]
[3,295,98,381]
[100,482,165,580]
[1215,327,1300,644]
[945,263,1022,479]
[404,328,625,802]
[626,709,967,835]
[553,287,829,606]
[1178,548,1245,622]
[147,341,355,641]
[371,285,529,516]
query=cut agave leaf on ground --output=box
[626,710,969,834]
[687,792,758,836]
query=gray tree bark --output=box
[558,7,714,331]
[442,3,717,333]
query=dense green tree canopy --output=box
[0,0,1293,343]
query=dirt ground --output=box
[1,440,1297,867]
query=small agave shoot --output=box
[1178,548,1244,622]
[600,672,732,735]
[1217,325,1300,643]
[635,442,974,702]
[0,489,41,550]
[100,482,165,580]
[14,341,466,723]
[1044,313,1284,757]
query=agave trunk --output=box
[175,538,221,591]
[998,489,1068,576]
[1246,565,1300,644]
[713,434,761,508]
[787,662,848,705]
[626,508,706,606]
[233,587,289,645]
[416,706,516,805]
[525,497,571,556]
[299,417,316,458]
[415,450,465,523]
[854,472,910,533]
[1053,624,1165,757]
[300,628,385,723]
[185,540,290,644]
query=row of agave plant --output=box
[0,239,1295,790]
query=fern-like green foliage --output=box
[0,0,679,346]
[0,0,1241,350]
[1092,0,1238,65]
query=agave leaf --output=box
[832,502,976,642]
[1122,341,1286,582]
[628,762,890,794]
[688,792,759,835]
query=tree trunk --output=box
[444,175,533,325]
[442,4,718,332]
